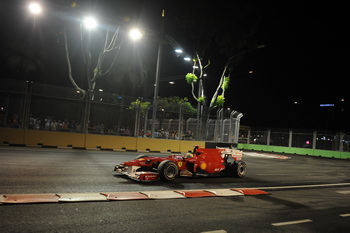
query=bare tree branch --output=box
[91,27,121,84]
[63,28,86,99]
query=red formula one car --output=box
[114,146,247,182]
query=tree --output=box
[157,96,196,115]
[63,25,122,98]
[129,96,196,136]
[176,0,263,109]
[63,23,123,133]
[128,99,151,115]
[129,96,196,116]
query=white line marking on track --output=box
[340,213,350,217]
[253,182,350,190]
[336,190,350,194]
[257,173,289,176]
[201,230,227,233]
[272,219,313,226]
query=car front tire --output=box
[157,160,179,181]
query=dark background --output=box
[0,0,348,130]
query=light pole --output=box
[151,10,165,138]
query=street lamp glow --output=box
[129,28,143,41]
[83,16,98,29]
[184,57,191,61]
[175,49,183,54]
[28,2,42,15]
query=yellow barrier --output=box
[180,140,205,153]
[0,128,25,145]
[0,128,205,153]
[85,134,137,150]
[24,130,85,147]
[136,138,181,152]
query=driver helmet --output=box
[184,152,193,158]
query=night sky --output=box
[0,0,349,131]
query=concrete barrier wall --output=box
[238,143,350,159]
[0,128,204,153]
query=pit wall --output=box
[238,143,350,160]
[0,128,204,153]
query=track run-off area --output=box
[1,146,350,232]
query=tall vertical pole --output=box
[267,129,271,146]
[178,103,184,140]
[151,10,165,138]
[22,81,32,130]
[247,129,251,144]
[312,130,317,149]
[228,110,237,143]
[288,129,293,147]
[234,113,243,144]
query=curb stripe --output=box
[2,183,349,204]
[205,189,244,197]
[1,194,59,204]
[0,188,268,204]
[101,192,149,201]
[174,190,217,198]
[232,189,270,195]
[57,193,107,202]
[139,191,186,199]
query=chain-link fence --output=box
[2,79,349,152]
[0,79,242,143]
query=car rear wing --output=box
[219,148,243,161]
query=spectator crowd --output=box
[2,114,195,140]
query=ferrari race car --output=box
[114,147,246,182]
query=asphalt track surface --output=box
[1,146,350,233]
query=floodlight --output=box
[129,28,143,41]
[83,16,98,29]
[28,2,42,15]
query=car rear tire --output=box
[157,160,178,181]
[231,161,247,178]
